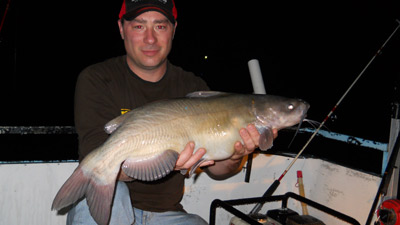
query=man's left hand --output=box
[230,124,278,161]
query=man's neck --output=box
[127,59,167,83]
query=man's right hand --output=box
[117,169,135,182]
[174,141,214,171]
[117,141,215,181]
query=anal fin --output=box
[122,150,179,181]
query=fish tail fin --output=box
[52,165,116,225]
[51,165,89,211]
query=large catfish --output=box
[52,91,309,225]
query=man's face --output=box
[118,11,176,71]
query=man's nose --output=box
[144,28,156,44]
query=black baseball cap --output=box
[119,0,177,24]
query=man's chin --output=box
[140,59,167,70]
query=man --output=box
[68,0,276,224]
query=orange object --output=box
[297,170,309,215]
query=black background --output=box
[0,0,399,174]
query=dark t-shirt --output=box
[74,55,209,212]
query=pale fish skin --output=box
[52,91,309,225]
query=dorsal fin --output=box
[104,112,132,134]
[121,150,179,181]
[186,91,228,98]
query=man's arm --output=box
[204,124,262,180]
[120,125,276,181]
[174,124,278,180]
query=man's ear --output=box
[172,22,177,40]
[118,19,125,40]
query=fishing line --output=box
[249,19,400,216]
[281,19,400,181]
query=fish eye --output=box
[288,104,294,110]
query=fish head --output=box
[253,95,310,130]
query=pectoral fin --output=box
[121,150,179,181]
[188,158,208,177]
[259,127,274,151]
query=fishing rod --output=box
[249,19,400,216]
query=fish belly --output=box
[119,106,250,162]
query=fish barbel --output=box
[52,91,309,225]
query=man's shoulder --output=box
[167,62,193,75]
[167,61,210,91]
[78,56,126,82]
[167,62,203,82]
[83,56,126,74]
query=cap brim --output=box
[122,7,176,24]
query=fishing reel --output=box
[376,199,400,225]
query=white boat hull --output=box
[0,154,380,225]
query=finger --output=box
[175,142,195,168]
[175,145,207,171]
[182,148,206,168]
[232,141,246,160]
[199,160,215,167]
[234,141,245,153]
[239,128,256,151]
[117,170,135,182]
[272,129,278,139]
[246,124,260,145]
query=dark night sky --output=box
[0,0,399,169]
